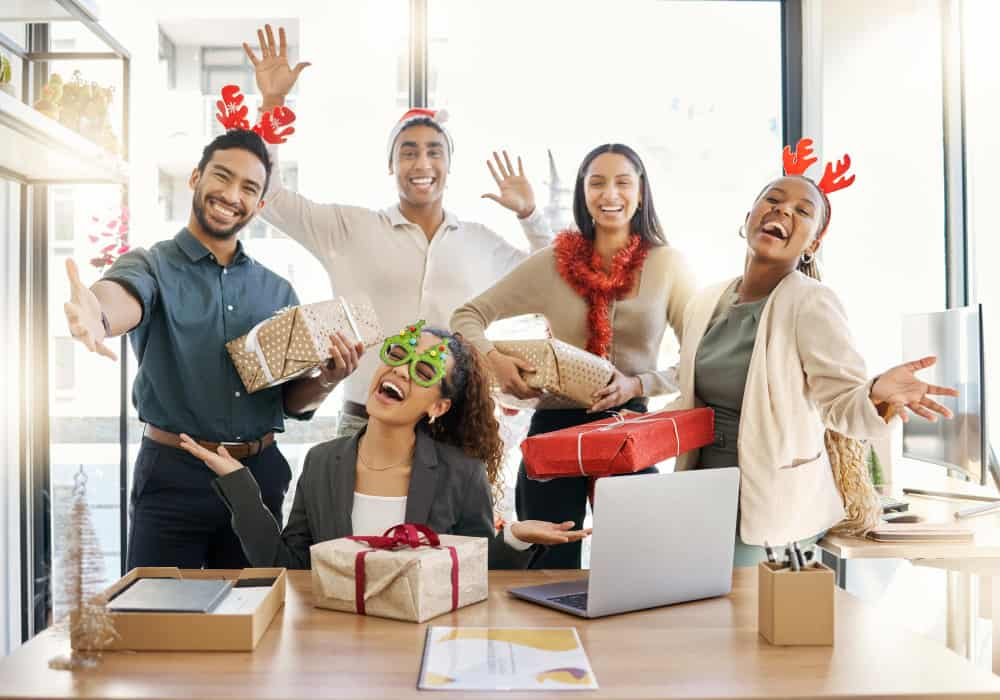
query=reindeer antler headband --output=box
[781,137,855,240]
[216,84,297,144]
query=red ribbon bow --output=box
[347,523,458,615]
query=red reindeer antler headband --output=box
[781,137,855,239]
[215,84,297,145]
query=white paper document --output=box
[418,627,598,691]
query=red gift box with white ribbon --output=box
[520,408,715,479]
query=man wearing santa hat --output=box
[243,24,551,437]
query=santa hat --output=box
[386,108,453,167]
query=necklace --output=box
[357,438,413,472]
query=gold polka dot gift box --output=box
[226,298,383,394]
[489,338,615,410]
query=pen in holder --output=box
[758,560,834,646]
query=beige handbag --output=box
[490,338,615,410]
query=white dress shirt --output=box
[263,146,553,405]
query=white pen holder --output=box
[757,561,835,646]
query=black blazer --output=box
[212,428,536,569]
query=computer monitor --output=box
[901,305,994,487]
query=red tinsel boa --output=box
[553,231,648,358]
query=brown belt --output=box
[145,425,275,460]
[343,400,369,420]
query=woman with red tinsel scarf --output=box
[451,144,696,569]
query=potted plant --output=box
[0,51,16,97]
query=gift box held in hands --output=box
[489,338,615,410]
[521,408,715,479]
[310,524,488,623]
[227,298,382,394]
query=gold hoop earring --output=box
[738,224,747,239]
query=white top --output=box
[351,492,532,551]
[350,492,408,537]
[263,145,553,405]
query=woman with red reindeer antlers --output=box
[669,138,959,565]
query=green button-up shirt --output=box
[105,228,307,442]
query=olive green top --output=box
[693,281,769,469]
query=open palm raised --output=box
[242,24,311,103]
[482,150,536,219]
[870,356,959,422]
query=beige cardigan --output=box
[672,272,891,545]
[450,244,696,396]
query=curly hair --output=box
[420,327,505,507]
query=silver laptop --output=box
[509,468,739,618]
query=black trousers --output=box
[516,399,657,569]
[126,437,292,570]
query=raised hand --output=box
[178,434,244,477]
[510,520,592,545]
[63,258,117,361]
[242,24,311,104]
[482,150,536,219]
[870,356,959,422]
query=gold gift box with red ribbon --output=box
[309,524,488,623]
[520,408,715,479]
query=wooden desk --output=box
[818,463,1000,672]
[1,569,998,699]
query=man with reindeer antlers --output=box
[242,24,554,439]
[63,121,361,569]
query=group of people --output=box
[64,24,957,574]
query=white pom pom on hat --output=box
[387,108,454,167]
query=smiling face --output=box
[745,176,827,266]
[392,124,449,208]
[189,148,266,239]
[583,153,641,234]
[365,331,455,427]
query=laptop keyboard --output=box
[547,592,588,610]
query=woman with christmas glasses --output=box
[179,322,590,569]
[452,143,697,569]
[670,139,958,565]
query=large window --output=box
[429,0,783,289]
[816,0,946,376]
[48,184,124,593]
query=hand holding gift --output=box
[486,349,542,400]
[588,368,643,414]
[487,338,615,410]
[316,331,364,388]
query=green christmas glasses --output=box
[380,320,450,388]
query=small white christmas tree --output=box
[48,466,117,670]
